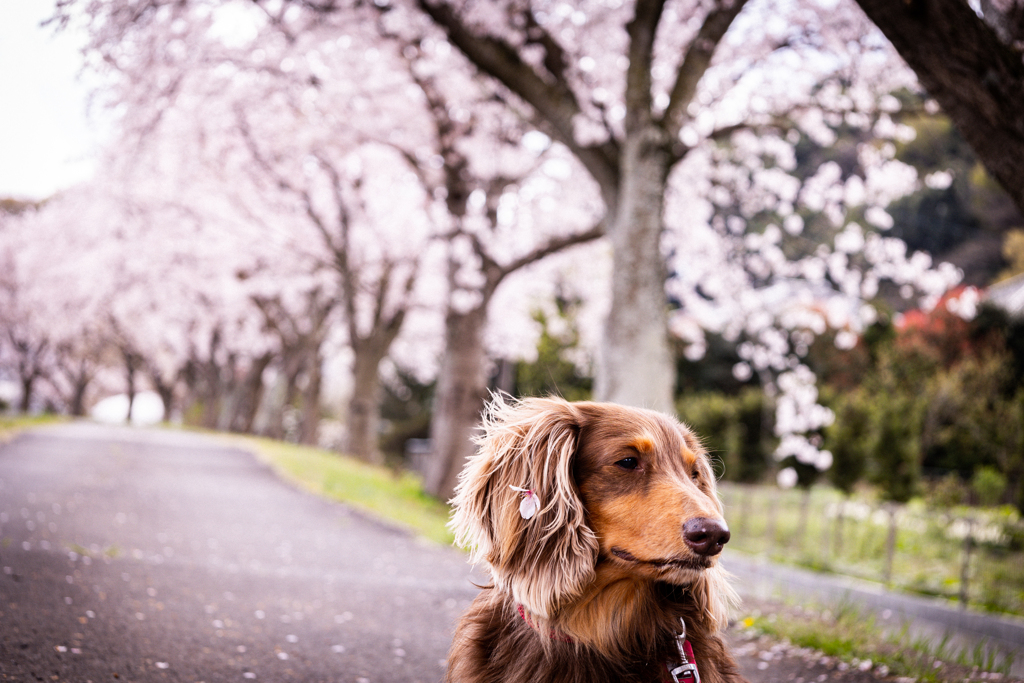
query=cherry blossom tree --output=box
[44,0,976,493]
[360,0,951,416]
[373,40,606,496]
[0,186,123,413]
[218,34,438,461]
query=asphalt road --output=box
[0,423,478,683]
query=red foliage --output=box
[893,287,983,369]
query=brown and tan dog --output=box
[445,396,746,683]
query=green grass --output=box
[240,436,454,545]
[0,414,66,440]
[740,597,1016,682]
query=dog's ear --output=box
[449,395,598,619]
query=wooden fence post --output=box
[958,516,974,609]
[884,503,897,585]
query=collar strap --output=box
[515,604,574,643]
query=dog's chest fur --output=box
[446,587,741,683]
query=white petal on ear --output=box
[510,485,540,520]
[519,493,539,520]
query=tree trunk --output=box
[68,364,90,417]
[345,343,387,465]
[423,304,490,500]
[198,361,223,430]
[229,353,273,434]
[148,369,175,424]
[123,351,137,424]
[594,134,675,413]
[855,0,1024,215]
[264,354,303,440]
[215,356,240,432]
[298,351,322,445]
[18,376,34,413]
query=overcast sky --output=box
[0,0,103,201]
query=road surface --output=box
[0,423,477,682]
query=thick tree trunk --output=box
[423,304,490,500]
[594,134,675,413]
[68,365,90,417]
[345,344,387,464]
[855,0,1024,215]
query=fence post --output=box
[738,485,750,535]
[884,503,897,585]
[766,491,778,546]
[832,498,845,559]
[958,516,974,609]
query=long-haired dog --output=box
[446,396,746,683]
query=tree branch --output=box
[415,0,620,197]
[480,221,606,299]
[662,0,751,144]
[625,0,666,130]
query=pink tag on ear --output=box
[509,485,539,520]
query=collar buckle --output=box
[670,619,700,683]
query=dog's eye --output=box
[615,457,640,470]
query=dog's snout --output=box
[682,517,730,556]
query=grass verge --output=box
[239,436,454,545]
[738,597,1017,682]
[0,414,66,441]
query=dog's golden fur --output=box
[446,396,746,683]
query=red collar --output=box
[515,605,700,683]
[515,604,574,643]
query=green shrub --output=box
[677,388,772,483]
[973,466,1008,507]
[823,389,871,494]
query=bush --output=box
[823,389,871,495]
[869,391,922,503]
[972,466,1008,507]
[927,473,969,508]
[677,388,773,483]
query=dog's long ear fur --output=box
[449,395,599,619]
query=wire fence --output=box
[718,483,1024,616]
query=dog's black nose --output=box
[683,517,730,556]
